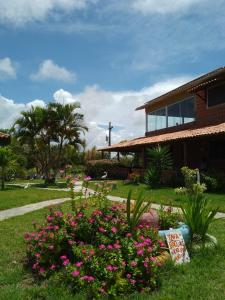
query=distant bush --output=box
[85,159,129,179]
[201,171,225,193]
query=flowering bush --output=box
[24,205,166,298]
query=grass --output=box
[0,186,69,211]
[89,181,225,212]
[0,202,224,300]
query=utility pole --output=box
[106,122,113,159]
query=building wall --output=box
[196,90,225,126]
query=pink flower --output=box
[47,215,54,222]
[131,261,137,267]
[98,244,106,250]
[107,244,113,250]
[39,267,45,274]
[126,273,131,279]
[111,227,118,233]
[63,259,70,266]
[84,176,92,182]
[106,265,114,271]
[48,245,54,250]
[68,240,74,245]
[70,221,77,227]
[54,225,59,230]
[60,255,67,260]
[137,249,144,256]
[147,247,153,253]
[89,249,95,256]
[158,240,166,247]
[81,275,95,281]
[113,243,121,249]
[126,233,132,238]
[130,279,136,285]
[50,264,56,270]
[76,213,83,219]
[72,270,80,277]
[75,261,83,267]
[32,263,39,270]
[150,257,156,262]
[143,262,148,268]
[35,253,41,258]
[98,227,106,233]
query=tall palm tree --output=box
[13,102,88,183]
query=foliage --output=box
[158,206,182,230]
[84,146,102,162]
[145,145,173,188]
[0,147,17,190]
[181,166,199,190]
[85,159,128,179]
[126,191,152,233]
[13,103,87,183]
[24,205,165,298]
[201,173,219,192]
[181,191,218,243]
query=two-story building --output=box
[99,67,225,172]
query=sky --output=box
[1,0,225,149]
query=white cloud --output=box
[0,0,90,26]
[132,0,203,14]
[31,60,76,83]
[0,75,192,148]
[0,95,45,128]
[0,57,16,80]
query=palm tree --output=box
[13,102,87,183]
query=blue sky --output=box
[1,0,225,147]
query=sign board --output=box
[165,231,190,264]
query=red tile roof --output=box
[99,122,225,152]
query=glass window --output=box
[147,108,166,132]
[168,102,182,127]
[146,97,195,132]
[181,97,195,124]
[208,83,225,107]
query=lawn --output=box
[0,186,69,211]
[90,181,225,212]
[0,202,225,300]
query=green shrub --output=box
[158,206,182,230]
[24,205,165,298]
[85,159,128,179]
[145,145,173,188]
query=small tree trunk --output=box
[1,167,5,190]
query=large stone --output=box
[140,209,159,227]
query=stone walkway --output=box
[0,198,70,221]
[1,182,225,221]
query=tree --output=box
[0,147,15,190]
[13,102,88,183]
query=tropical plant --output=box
[13,103,87,184]
[180,186,218,244]
[126,190,151,233]
[145,145,173,188]
[0,147,17,189]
